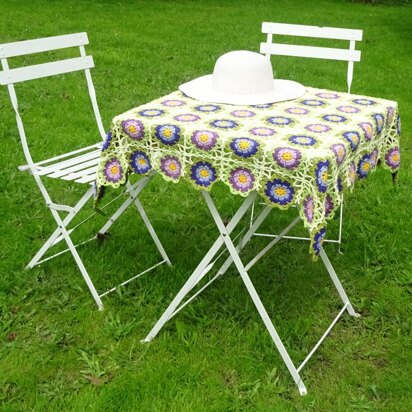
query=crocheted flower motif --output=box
[373,113,385,134]
[289,135,317,146]
[357,153,373,179]
[303,195,314,223]
[315,160,329,193]
[285,107,310,115]
[337,177,343,193]
[230,138,259,158]
[122,119,145,140]
[385,147,400,169]
[353,98,376,106]
[312,227,327,255]
[210,119,238,129]
[102,131,112,151]
[174,114,200,122]
[396,115,401,135]
[323,114,347,123]
[266,116,293,126]
[264,179,295,206]
[130,150,151,174]
[359,122,373,141]
[103,158,123,183]
[305,124,331,133]
[386,107,395,126]
[155,124,181,145]
[231,110,256,118]
[190,161,217,187]
[195,104,221,112]
[337,106,360,114]
[160,156,181,179]
[229,168,255,193]
[273,147,302,169]
[249,127,276,136]
[138,109,164,117]
[330,144,346,165]
[348,162,356,186]
[343,131,360,151]
[371,148,379,167]
[301,99,325,107]
[161,99,186,107]
[325,195,334,217]
[191,130,218,151]
[315,92,339,99]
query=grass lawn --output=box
[0,0,411,410]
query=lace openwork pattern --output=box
[96,87,401,257]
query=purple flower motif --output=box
[173,114,200,122]
[359,122,373,141]
[315,92,339,99]
[323,114,347,123]
[343,131,360,151]
[312,227,327,255]
[337,177,343,192]
[325,195,334,217]
[155,124,181,145]
[191,130,218,151]
[353,98,376,106]
[160,156,181,179]
[229,168,255,192]
[230,138,259,158]
[138,109,164,117]
[285,107,310,115]
[386,107,395,126]
[303,195,314,223]
[396,114,401,135]
[337,106,360,114]
[266,116,293,126]
[130,150,151,174]
[190,161,217,187]
[385,147,400,169]
[195,104,221,112]
[371,148,379,167]
[231,110,256,118]
[330,144,346,165]
[357,153,373,179]
[102,131,112,151]
[289,135,317,146]
[305,124,331,133]
[264,179,295,206]
[249,127,276,136]
[161,99,186,107]
[210,119,238,129]
[373,113,385,134]
[122,119,145,140]
[301,99,325,107]
[103,157,123,183]
[315,160,329,193]
[348,162,356,186]
[273,147,302,169]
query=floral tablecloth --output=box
[96,87,401,257]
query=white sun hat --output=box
[179,50,305,105]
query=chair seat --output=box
[19,143,102,184]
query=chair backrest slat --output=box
[0,32,89,59]
[262,23,362,41]
[260,43,361,63]
[0,56,94,85]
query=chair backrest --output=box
[0,32,106,170]
[260,22,363,94]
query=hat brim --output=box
[179,75,306,105]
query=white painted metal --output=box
[260,43,360,62]
[262,22,362,41]
[1,33,170,309]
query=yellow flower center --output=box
[110,166,119,175]
[392,154,399,162]
[200,133,209,142]
[200,169,209,178]
[128,125,137,133]
[322,171,328,182]
[239,141,250,150]
[281,152,293,161]
[169,163,177,171]
[362,163,370,172]
[275,187,286,197]
[238,174,248,183]
[138,159,147,166]
[163,128,172,138]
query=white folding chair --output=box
[0,33,171,310]
[252,22,363,248]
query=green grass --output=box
[0,0,411,410]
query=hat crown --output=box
[212,51,274,95]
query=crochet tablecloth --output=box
[96,87,401,257]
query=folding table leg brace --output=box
[143,191,359,395]
[27,174,171,310]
